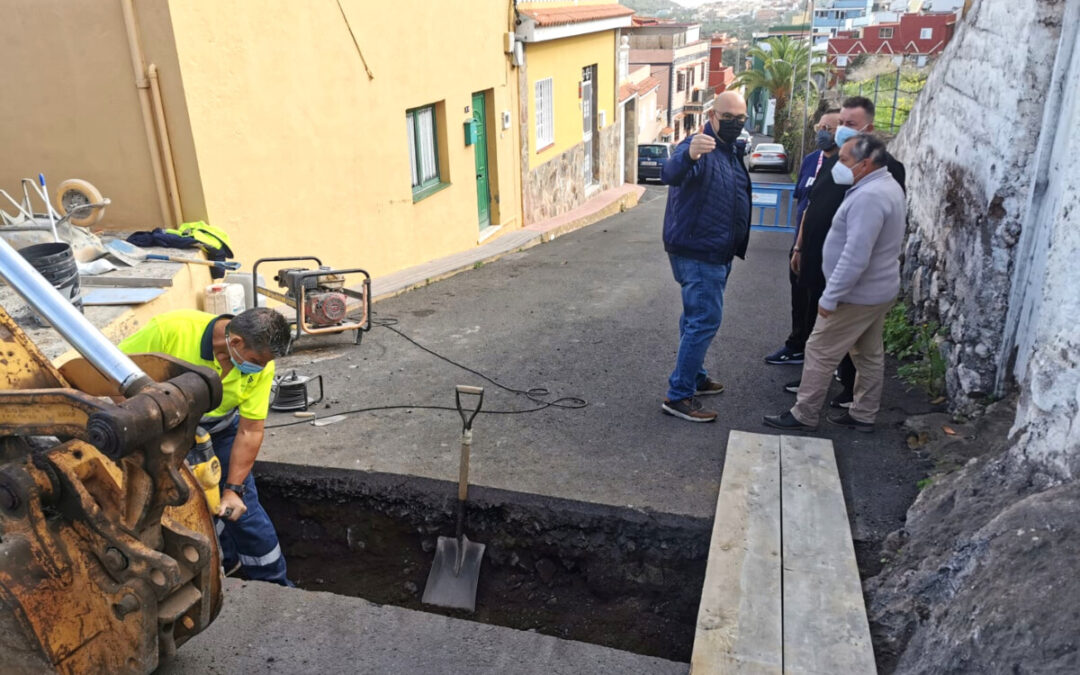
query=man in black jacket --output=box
[786,97,905,407]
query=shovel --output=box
[422,385,486,612]
[105,239,241,270]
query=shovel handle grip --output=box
[455,385,484,431]
[458,430,471,502]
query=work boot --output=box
[764,345,804,365]
[695,378,725,396]
[662,397,718,423]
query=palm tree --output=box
[731,36,829,137]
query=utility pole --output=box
[800,0,816,159]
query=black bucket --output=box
[17,242,83,322]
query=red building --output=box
[708,33,737,93]
[827,12,957,82]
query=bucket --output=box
[204,282,246,315]
[17,242,83,324]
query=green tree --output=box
[731,36,828,137]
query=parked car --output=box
[748,143,789,173]
[737,129,753,152]
[637,143,673,182]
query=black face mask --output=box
[714,117,744,144]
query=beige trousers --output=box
[791,299,894,426]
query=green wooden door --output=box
[472,92,491,229]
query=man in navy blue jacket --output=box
[660,91,752,423]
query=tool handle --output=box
[455,385,484,430]
[458,429,472,501]
[145,254,242,270]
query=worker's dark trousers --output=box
[211,417,292,586]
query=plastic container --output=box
[204,282,246,315]
[223,271,263,310]
[18,242,83,325]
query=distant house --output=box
[827,12,958,81]
[708,34,737,94]
[515,1,634,223]
[626,20,713,145]
[621,65,664,144]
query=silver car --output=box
[748,143,789,172]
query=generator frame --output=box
[252,256,371,354]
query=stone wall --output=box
[523,124,622,224]
[890,0,1066,404]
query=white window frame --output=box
[879,27,894,39]
[920,27,933,39]
[836,54,849,67]
[407,104,441,198]
[535,77,554,149]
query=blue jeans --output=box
[666,254,731,402]
[209,417,292,586]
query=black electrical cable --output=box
[264,313,587,429]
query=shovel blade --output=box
[422,534,486,612]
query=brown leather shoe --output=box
[661,397,718,423]
[695,378,725,396]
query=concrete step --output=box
[158,578,687,675]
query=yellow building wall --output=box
[0,1,169,229]
[164,0,522,278]
[525,32,617,171]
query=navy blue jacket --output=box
[661,122,752,264]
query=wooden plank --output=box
[780,436,876,675]
[80,276,173,288]
[691,431,783,675]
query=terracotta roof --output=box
[619,76,662,102]
[660,126,674,135]
[636,76,660,93]
[519,4,635,27]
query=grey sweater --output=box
[819,167,907,311]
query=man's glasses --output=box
[716,113,749,124]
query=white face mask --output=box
[831,160,855,186]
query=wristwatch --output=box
[223,482,246,498]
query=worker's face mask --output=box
[226,335,265,375]
[831,159,856,186]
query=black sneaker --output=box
[827,411,874,433]
[695,378,725,396]
[783,380,800,394]
[762,411,817,432]
[662,397,717,423]
[764,346,804,365]
[830,390,854,409]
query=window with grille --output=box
[879,27,894,38]
[534,77,554,149]
[407,104,441,199]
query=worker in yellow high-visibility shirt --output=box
[120,307,292,586]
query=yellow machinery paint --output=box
[0,306,224,674]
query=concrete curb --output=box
[370,184,645,303]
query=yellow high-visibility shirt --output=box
[118,309,275,421]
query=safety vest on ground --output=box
[166,221,234,258]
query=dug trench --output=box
[255,465,711,662]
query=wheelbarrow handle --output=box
[455,385,484,431]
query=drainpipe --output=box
[148,64,182,225]
[120,0,174,229]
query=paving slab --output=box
[157,579,686,675]
[260,184,927,544]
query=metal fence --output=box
[838,68,927,133]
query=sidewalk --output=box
[370,184,644,301]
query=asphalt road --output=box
[261,182,926,546]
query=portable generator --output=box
[253,256,371,354]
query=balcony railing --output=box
[683,87,716,112]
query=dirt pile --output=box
[865,401,1080,673]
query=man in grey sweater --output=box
[764,134,907,432]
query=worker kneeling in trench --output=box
[119,307,294,586]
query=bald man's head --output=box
[714,91,747,116]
